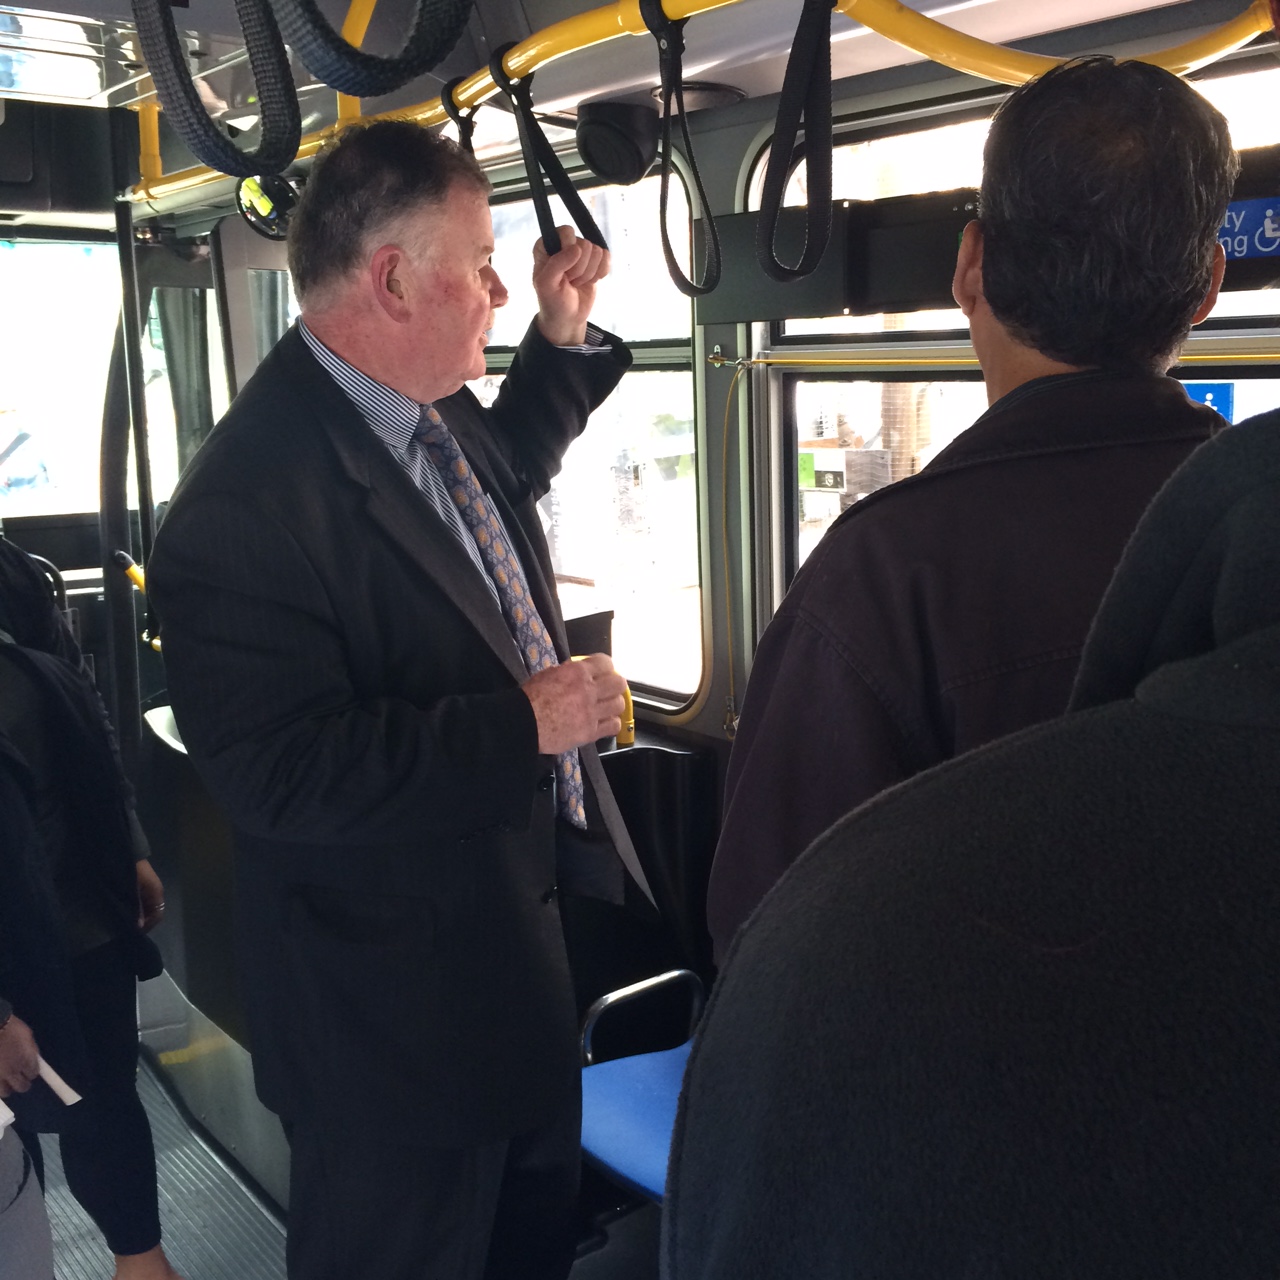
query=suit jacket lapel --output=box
[276,330,655,906]
[281,332,529,685]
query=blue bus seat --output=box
[581,1039,693,1201]
[578,969,705,1203]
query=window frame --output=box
[482,167,705,708]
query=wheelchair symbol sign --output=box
[1219,198,1280,260]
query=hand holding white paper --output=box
[36,1058,81,1107]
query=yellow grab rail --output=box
[839,0,1274,86]
[129,0,1275,203]
[335,0,381,121]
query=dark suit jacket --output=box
[707,370,1221,960]
[149,320,636,1145]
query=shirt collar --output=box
[298,320,424,455]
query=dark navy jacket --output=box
[708,370,1220,959]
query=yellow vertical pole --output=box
[336,0,380,121]
[136,101,164,190]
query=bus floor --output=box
[43,1058,288,1279]
[40,1060,660,1278]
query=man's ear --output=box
[1189,241,1227,326]
[952,220,985,318]
[370,244,411,321]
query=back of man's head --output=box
[980,56,1237,372]
[288,120,490,309]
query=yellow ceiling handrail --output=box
[335,0,380,121]
[128,0,1276,204]
[839,0,1274,86]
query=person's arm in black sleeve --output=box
[488,226,631,498]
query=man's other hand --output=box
[533,226,611,347]
[0,1016,40,1097]
[522,653,626,755]
[136,859,167,933]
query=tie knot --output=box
[415,405,448,445]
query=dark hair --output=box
[979,57,1237,371]
[287,120,490,304]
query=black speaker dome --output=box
[575,102,660,186]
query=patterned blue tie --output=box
[416,405,587,828]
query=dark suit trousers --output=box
[284,1092,581,1280]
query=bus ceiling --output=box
[0,0,1275,221]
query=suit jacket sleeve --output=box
[475,321,631,502]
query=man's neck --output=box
[978,339,1092,407]
[302,306,455,404]
[969,301,1091,406]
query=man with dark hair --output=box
[666,403,1280,1278]
[706,56,1236,961]
[148,120,650,1279]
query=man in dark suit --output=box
[706,57,1236,960]
[148,121,649,1280]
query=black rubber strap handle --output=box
[441,76,478,155]
[267,0,472,98]
[488,44,607,257]
[131,0,300,178]
[640,0,721,298]
[756,0,837,282]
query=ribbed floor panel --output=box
[44,1061,287,1280]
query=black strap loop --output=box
[131,0,300,178]
[756,0,837,283]
[488,44,607,257]
[267,0,473,99]
[639,0,721,298]
[441,76,478,155]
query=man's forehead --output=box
[423,184,494,248]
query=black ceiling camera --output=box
[236,173,300,240]
[575,102,660,186]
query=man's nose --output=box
[488,269,509,309]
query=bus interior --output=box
[1,0,1278,1273]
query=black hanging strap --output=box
[756,0,837,283]
[639,0,721,298]
[441,76,478,156]
[132,0,300,178]
[488,44,607,256]
[267,0,473,99]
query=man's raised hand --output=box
[522,653,626,755]
[532,225,611,348]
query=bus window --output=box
[774,62,1280,340]
[248,268,299,364]
[0,240,120,520]
[789,377,986,571]
[141,287,230,508]
[1193,64,1280,150]
[489,174,693,345]
[486,175,701,698]
[1179,378,1280,424]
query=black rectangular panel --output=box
[696,190,976,326]
[695,205,850,326]
[0,100,36,185]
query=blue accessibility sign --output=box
[1219,198,1280,261]
[1184,382,1235,423]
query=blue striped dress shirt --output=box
[299,321,505,606]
